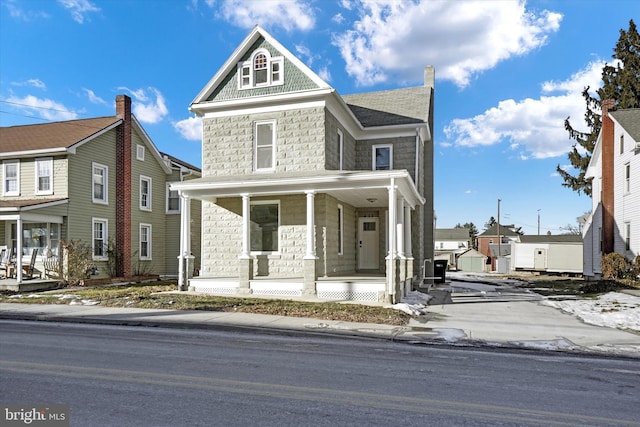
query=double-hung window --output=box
[139,223,152,260]
[3,160,19,196]
[35,157,53,195]
[166,184,180,213]
[92,218,108,260]
[254,120,276,171]
[372,144,393,170]
[140,176,152,211]
[250,201,279,253]
[625,163,631,194]
[625,223,631,251]
[92,163,108,204]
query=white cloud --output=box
[4,0,49,21]
[12,79,46,90]
[118,87,169,124]
[332,13,345,24]
[6,95,78,121]
[214,0,315,32]
[443,60,605,159]
[57,0,100,24]
[82,88,107,105]
[173,116,203,141]
[318,66,332,83]
[333,0,562,87]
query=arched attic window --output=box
[238,49,284,90]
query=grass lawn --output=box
[0,281,411,326]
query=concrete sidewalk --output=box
[1,297,639,358]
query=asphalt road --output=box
[1,320,639,427]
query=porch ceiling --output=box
[171,170,424,209]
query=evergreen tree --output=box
[557,19,640,197]
[454,222,478,249]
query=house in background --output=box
[172,26,434,303]
[434,228,470,269]
[583,103,640,279]
[476,223,521,272]
[0,95,201,288]
[511,234,583,275]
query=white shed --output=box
[511,235,583,274]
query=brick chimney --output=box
[115,95,132,277]
[601,98,615,254]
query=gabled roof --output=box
[0,117,121,156]
[520,234,582,243]
[342,86,430,127]
[161,152,201,173]
[610,108,640,141]
[191,25,330,106]
[435,228,470,241]
[479,224,520,237]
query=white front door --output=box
[358,217,379,270]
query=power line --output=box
[0,99,87,116]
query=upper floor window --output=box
[620,135,625,154]
[35,157,53,195]
[625,163,631,194]
[166,184,180,213]
[238,49,284,90]
[372,144,393,170]
[140,176,152,211]
[337,129,344,170]
[254,120,276,171]
[3,160,19,196]
[136,144,145,161]
[92,163,108,204]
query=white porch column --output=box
[16,216,23,283]
[240,194,251,259]
[177,193,191,291]
[304,191,316,259]
[386,180,397,300]
[396,197,405,258]
[404,205,412,258]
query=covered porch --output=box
[171,170,425,303]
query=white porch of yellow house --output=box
[172,170,424,303]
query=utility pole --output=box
[537,209,541,235]
[497,199,501,272]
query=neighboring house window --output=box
[254,120,276,171]
[140,176,152,211]
[250,201,279,253]
[35,157,53,195]
[139,223,152,260]
[337,129,344,170]
[238,49,284,89]
[625,223,631,251]
[337,204,344,255]
[92,218,108,260]
[620,135,625,154]
[166,184,180,213]
[137,144,145,161]
[3,160,19,196]
[625,163,631,194]
[92,163,108,204]
[372,144,392,170]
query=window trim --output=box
[139,223,152,260]
[166,183,180,214]
[140,175,152,211]
[253,120,276,172]
[92,162,108,204]
[372,144,393,171]
[92,218,108,261]
[238,49,285,90]
[624,162,631,194]
[35,157,53,195]
[249,200,280,255]
[620,135,625,155]
[136,144,145,161]
[337,129,344,171]
[3,160,20,196]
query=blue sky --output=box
[1,0,637,235]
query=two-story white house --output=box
[583,104,640,279]
[172,26,434,303]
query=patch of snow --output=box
[509,339,577,351]
[541,292,640,332]
[69,299,99,306]
[390,291,432,316]
[432,328,466,342]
